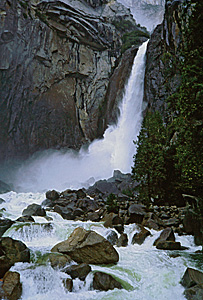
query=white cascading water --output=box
[9,40,148,193]
[0,1,202,300]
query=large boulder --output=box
[181,268,203,300]
[0,218,14,237]
[51,227,119,264]
[132,226,151,245]
[0,237,30,278]
[48,252,72,270]
[2,271,22,300]
[126,204,146,225]
[93,271,122,291]
[63,263,91,281]
[22,203,46,217]
[153,228,175,247]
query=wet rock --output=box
[2,271,22,300]
[0,198,5,205]
[93,271,122,291]
[142,212,160,230]
[181,268,203,288]
[126,204,146,225]
[51,227,119,264]
[153,228,175,246]
[48,253,72,269]
[76,198,98,213]
[0,180,11,194]
[22,203,46,217]
[86,212,100,222]
[63,263,91,281]
[0,237,30,278]
[156,241,187,250]
[103,213,123,229]
[0,218,14,237]
[162,217,179,227]
[117,233,128,247]
[63,278,73,292]
[53,205,74,220]
[132,226,151,245]
[183,209,203,246]
[16,216,35,223]
[184,284,203,300]
[106,230,118,245]
[46,190,60,201]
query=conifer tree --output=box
[132,111,166,204]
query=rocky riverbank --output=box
[0,171,202,299]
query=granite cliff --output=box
[0,0,148,160]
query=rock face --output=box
[0,0,147,160]
[51,227,119,264]
[0,237,30,278]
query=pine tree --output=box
[132,111,166,204]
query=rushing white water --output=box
[0,192,201,300]
[7,41,148,193]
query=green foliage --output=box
[132,111,167,205]
[106,193,119,213]
[121,30,150,53]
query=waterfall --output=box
[11,41,148,193]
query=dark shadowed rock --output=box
[156,241,187,250]
[184,284,203,300]
[132,226,151,245]
[0,198,5,205]
[153,228,175,246]
[53,205,74,220]
[0,218,14,237]
[86,212,100,222]
[16,216,35,223]
[126,204,146,225]
[142,212,161,230]
[88,180,120,195]
[51,227,119,264]
[63,278,73,292]
[76,198,99,213]
[63,263,91,281]
[46,190,60,200]
[181,268,203,288]
[103,213,123,229]
[117,233,128,247]
[22,203,46,217]
[0,237,30,278]
[76,189,87,199]
[183,209,203,246]
[93,271,122,291]
[2,271,22,300]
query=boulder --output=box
[93,271,122,291]
[48,253,72,269]
[16,216,35,223]
[63,278,73,292]
[76,198,99,213]
[45,190,60,200]
[51,227,119,264]
[0,237,30,278]
[142,212,161,230]
[0,218,14,237]
[22,203,46,217]
[153,228,175,246]
[183,209,203,246]
[117,233,128,247]
[103,213,123,229]
[53,205,74,220]
[63,263,91,281]
[2,271,22,300]
[126,204,146,225]
[184,284,203,300]
[162,217,179,227]
[181,268,203,288]
[132,226,151,245]
[86,212,100,222]
[156,241,187,250]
